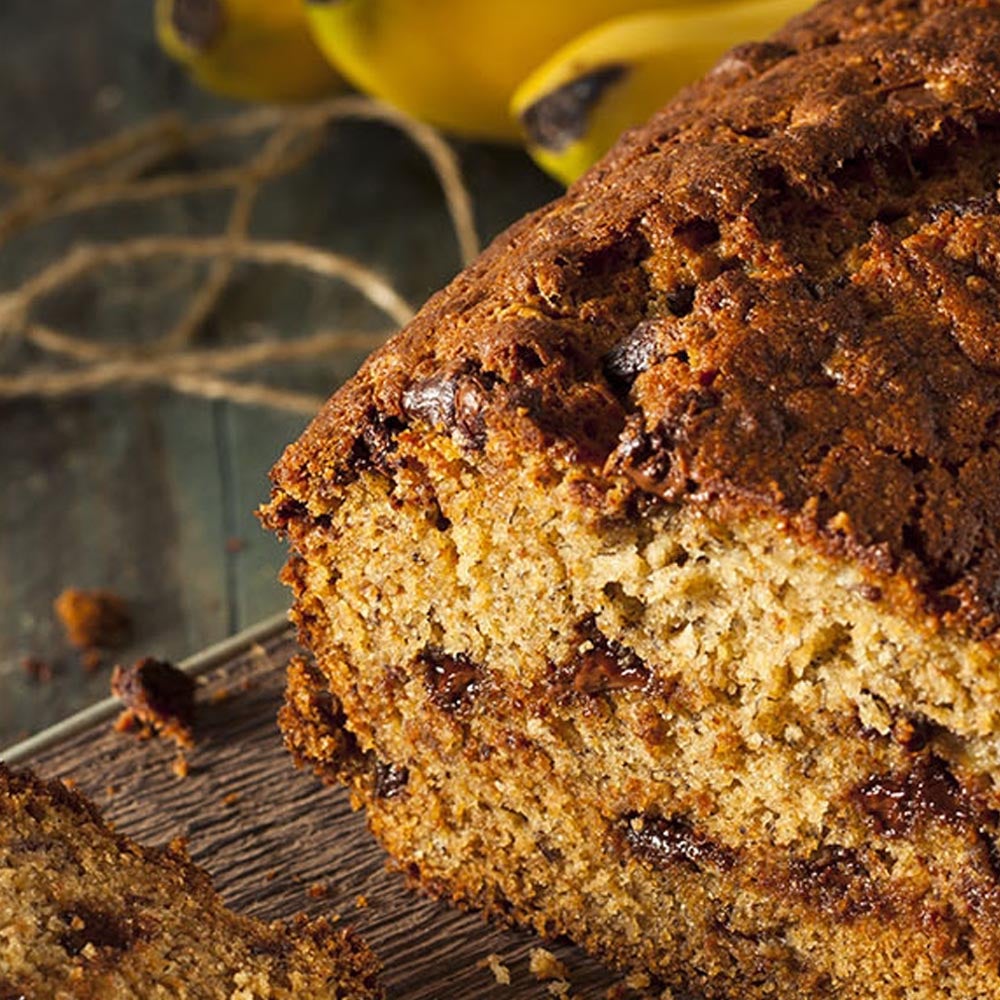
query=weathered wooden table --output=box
[0,0,559,744]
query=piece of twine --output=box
[0,95,480,415]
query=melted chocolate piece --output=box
[373,761,409,799]
[852,755,987,837]
[401,365,496,450]
[348,408,404,477]
[602,320,662,392]
[621,814,735,872]
[58,905,134,956]
[557,615,650,697]
[786,845,885,920]
[420,648,482,712]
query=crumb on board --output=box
[21,656,53,683]
[355,894,368,909]
[54,587,131,653]
[105,784,118,798]
[547,981,571,998]
[529,947,569,983]
[210,686,233,704]
[307,882,331,899]
[111,657,196,748]
[264,869,278,882]
[222,792,242,807]
[171,753,190,779]
[480,953,511,986]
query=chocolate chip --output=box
[401,366,496,450]
[786,845,884,919]
[58,905,134,956]
[621,813,735,872]
[602,320,661,392]
[853,756,983,837]
[346,408,405,477]
[665,284,696,317]
[420,648,482,712]
[558,616,649,697]
[401,374,456,430]
[374,761,409,799]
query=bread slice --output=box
[0,765,382,999]
[263,1,1000,996]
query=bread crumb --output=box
[355,894,369,909]
[547,982,571,998]
[171,754,190,779]
[307,882,331,899]
[264,869,278,882]
[54,588,131,654]
[222,792,242,807]
[111,658,196,748]
[481,953,511,986]
[529,947,569,982]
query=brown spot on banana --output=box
[518,65,627,154]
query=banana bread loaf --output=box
[263,1,1000,996]
[0,765,382,999]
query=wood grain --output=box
[26,629,637,999]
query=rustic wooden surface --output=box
[25,628,634,1000]
[0,0,559,743]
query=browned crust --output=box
[264,0,1000,644]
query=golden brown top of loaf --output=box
[268,0,1000,644]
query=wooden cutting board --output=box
[17,624,644,999]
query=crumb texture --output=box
[0,766,383,1000]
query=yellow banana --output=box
[511,0,813,185]
[301,0,732,142]
[156,0,342,103]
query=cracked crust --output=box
[265,0,1000,645]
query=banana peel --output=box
[512,0,813,185]
[156,0,342,103]
[301,0,731,143]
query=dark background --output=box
[0,0,559,743]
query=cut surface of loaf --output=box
[263,1,1000,997]
[0,766,382,1000]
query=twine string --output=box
[0,96,479,414]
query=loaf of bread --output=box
[263,1,1000,996]
[0,765,382,999]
